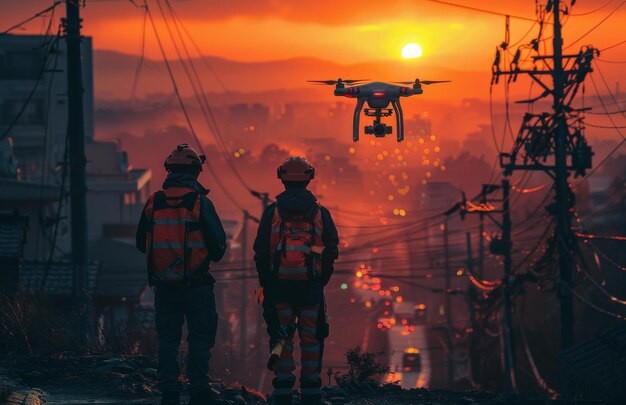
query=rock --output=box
[241,385,267,402]
[231,394,247,405]
[321,386,347,399]
[97,358,135,374]
[142,367,157,379]
[129,372,145,382]
[220,387,242,399]
[210,380,227,392]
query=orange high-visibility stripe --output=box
[146,187,209,282]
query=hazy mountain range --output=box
[93,49,494,102]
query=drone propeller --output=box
[393,79,451,85]
[307,79,368,86]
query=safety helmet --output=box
[277,156,315,181]
[164,144,206,172]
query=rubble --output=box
[3,352,607,404]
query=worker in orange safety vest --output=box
[253,156,339,405]
[136,144,226,405]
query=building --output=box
[0,34,151,260]
[0,32,152,326]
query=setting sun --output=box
[401,43,423,59]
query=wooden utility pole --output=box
[64,0,89,343]
[461,181,516,390]
[501,179,516,391]
[443,218,454,384]
[551,0,574,350]
[493,0,595,351]
[239,210,249,361]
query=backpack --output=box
[269,204,324,281]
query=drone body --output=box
[309,78,450,142]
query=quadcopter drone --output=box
[309,78,450,142]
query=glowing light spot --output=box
[399,209,406,216]
[356,271,363,278]
[456,269,464,276]
[418,138,425,144]
[340,283,348,290]
[350,298,357,303]
[388,195,395,201]
[430,135,436,141]
[348,147,356,154]
[365,301,372,308]
[416,303,426,310]
[401,43,423,59]
[434,146,440,152]
[396,296,403,303]
[324,155,331,161]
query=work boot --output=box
[272,394,293,405]
[300,394,322,405]
[161,391,181,405]
[188,389,216,405]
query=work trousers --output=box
[154,283,218,394]
[271,302,325,403]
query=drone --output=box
[309,78,450,142]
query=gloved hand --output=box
[277,322,296,340]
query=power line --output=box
[424,0,541,23]
[600,39,626,52]
[594,61,626,119]
[0,29,60,141]
[160,0,256,194]
[564,1,626,50]
[596,57,626,64]
[129,3,147,101]
[570,0,616,16]
[143,1,246,212]
[0,1,63,37]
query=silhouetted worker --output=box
[136,144,226,405]
[254,156,339,405]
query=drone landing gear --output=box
[359,106,405,142]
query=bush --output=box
[336,346,390,384]
[0,291,78,354]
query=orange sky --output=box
[2,0,626,72]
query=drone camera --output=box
[365,123,393,137]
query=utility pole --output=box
[249,190,270,388]
[443,218,454,384]
[493,0,595,351]
[501,180,516,391]
[466,231,480,384]
[478,186,487,278]
[460,181,516,390]
[551,0,574,350]
[239,210,249,362]
[64,0,89,343]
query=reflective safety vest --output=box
[144,187,209,283]
[269,204,324,281]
